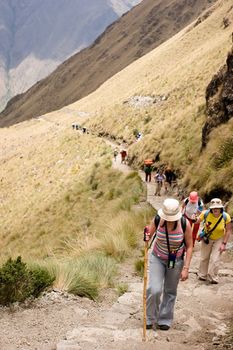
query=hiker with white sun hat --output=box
[143,198,193,331]
[195,198,232,284]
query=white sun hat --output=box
[158,198,182,221]
[209,198,224,209]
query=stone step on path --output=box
[56,281,207,350]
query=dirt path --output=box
[54,152,233,350]
[0,147,232,350]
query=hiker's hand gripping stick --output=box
[143,226,150,242]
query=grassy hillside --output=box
[0,119,153,262]
[1,0,232,298]
[52,0,233,213]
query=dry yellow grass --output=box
[0,115,152,260]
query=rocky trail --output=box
[0,150,232,350]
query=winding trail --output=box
[1,132,232,350]
[56,148,233,350]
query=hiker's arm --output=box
[143,219,156,241]
[194,210,205,224]
[180,220,193,281]
[147,220,156,240]
[220,222,232,253]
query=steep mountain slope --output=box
[50,0,233,211]
[0,0,216,127]
[0,0,140,112]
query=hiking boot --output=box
[210,278,219,284]
[146,324,153,330]
[158,324,170,331]
[198,276,207,281]
[146,323,158,330]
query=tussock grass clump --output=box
[134,258,144,277]
[45,253,117,300]
[212,138,233,169]
[117,283,128,296]
[97,231,135,261]
[96,206,154,261]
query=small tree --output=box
[0,256,54,305]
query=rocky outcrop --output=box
[202,48,233,148]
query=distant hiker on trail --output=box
[195,198,232,284]
[113,148,118,161]
[164,167,176,193]
[144,198,193,330]
[120,150,127,164]
[182,191,204,246]
[154,169,166,196]
[136,132,143,141]
[72,123,79,130]
[144,159,153,182]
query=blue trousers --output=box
[146,253,183,327]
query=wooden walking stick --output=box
[143,227,149,342]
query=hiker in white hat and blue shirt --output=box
[144,198,193,330]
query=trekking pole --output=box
[143,226,149,342]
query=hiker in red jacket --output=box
[120,150,127,164]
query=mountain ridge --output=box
[0,0,216,127]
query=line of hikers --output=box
[144,160,177,195]
[113,147,128,164]
[72,123,89,134]
[144,195,232,331]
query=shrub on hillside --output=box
[30,265,55,298]
[0,256,54,305]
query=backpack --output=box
[154,214,186,232]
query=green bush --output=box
[30,265,55,298]
[0,256,54,305]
